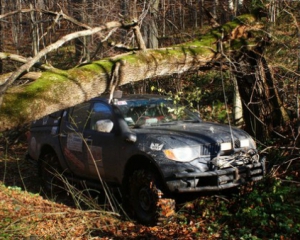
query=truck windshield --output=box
[115,98,200,127]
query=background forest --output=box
[0,0,300,239]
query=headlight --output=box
[240,139,250,148]
[240,138,256,148]
[220,142,232,151]
[163,146,200,162]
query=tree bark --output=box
[234,48,289,141]
[0,21,123,105]
[30,3,39,56]
[142,0,159,49]
[0,0,3,74]
[0,14,276,136]
[232,74,243,126]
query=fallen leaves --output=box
[0,184,119,238]
[2,132,299,239]
[0,182,212,239]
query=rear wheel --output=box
[39,151,63,194]
[128,169,175,225]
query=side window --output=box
[69,102,91,130]
[90,102,113,131]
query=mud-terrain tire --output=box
[39,151,63,194]
[128,169,175,225]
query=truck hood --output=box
[132,121,252,148]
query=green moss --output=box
[221,22,239,34]
[25,72,68,94]
[78,60,114,72]
[235,14,256,24]
[111,53,156,66]
[1,70,70,121]
[199,34,218,45]
[2,92,31,122]
[148,42,216,60]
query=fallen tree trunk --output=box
[0,43,216,130]
[0,14,286,140]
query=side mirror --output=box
[124,132,137,143]
[95,119,114,133]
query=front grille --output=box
[200,144,220,155]
[234,139,240,148]
[172,159,266,193]
[200,139,242,156]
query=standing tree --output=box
[0,0,3,74]
[142,0,159,48]
[234,47,290,140]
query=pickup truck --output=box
[27,92,266,225]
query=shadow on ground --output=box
[0,130,124,216]
[0,131,83,209]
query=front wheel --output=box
[128,169,175,225]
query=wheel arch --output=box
[121,154,175,225]
[122,154,167,193]
[38,144,67,170]
[39,144,56,158]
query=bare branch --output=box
[0,52,31,64]
[0,8,92,30]
[41,9,93,30]
[0,72,41,85]
[0,20,126,105]
[132,25,147,51]
[0,52,53,70]
[0,9,32,19]
[109,42,139,52]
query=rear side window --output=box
[69,102,91,130]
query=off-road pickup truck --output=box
[27,93,266,225]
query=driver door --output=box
[82,101,120,181]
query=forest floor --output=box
[0,130,219,239]
[0,130,299,239]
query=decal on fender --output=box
[150,143,164,151]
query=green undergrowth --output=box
[177,178,300,239]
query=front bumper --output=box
[166,157,266,193]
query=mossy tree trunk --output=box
[0,14,290,140]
